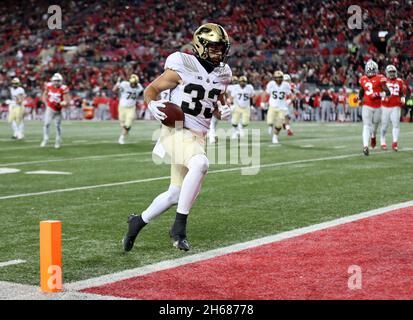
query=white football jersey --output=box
[160,89,171,101]
[266,81,291,110]
[119,81,143,108]
[226,84,237,99]
[10,87,25,108]
[232,84,255,108]
[165,52,232,134]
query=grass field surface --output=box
[1,120,412,286]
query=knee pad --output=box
[167,185,181,204]
[188,154,209,174]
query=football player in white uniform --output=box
[123,23,232,252]
[8,77,26,140]
[264,71,292,144]
[283,74,295,135]
[113,74,144,144]
[208,76,238,144]
[230,76,255,138]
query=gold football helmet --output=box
[239,76,247,83]
[273,70,284,79]
[192,23,230,67]
[11,77,20,87]
[129,74,139,84]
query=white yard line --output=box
[1,149,412,201]
[0,281,130,300]
[0,152,152,167]
[0,260,26,268]
[66,200,413,291]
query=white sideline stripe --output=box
[0,152,152,167]
[1,149,413,201]
[0,260,26,268]
[66,200,413,291]
[0,281,130,300]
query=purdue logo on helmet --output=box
[365,60,378,77]
[192,23,230,67]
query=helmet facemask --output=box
[365,61,378,77]
[192,24,230,68]
[385,66,397,79]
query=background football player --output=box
[208,75,238,144]
[380,65,407,151]
[282,73,295,135]
[264,70,292,144]
[123,23,232,252]
[358,60,390,156]
[230,75,255,138]
[41,73,70,148]
[113,74,144,144]
[8,77,26,140]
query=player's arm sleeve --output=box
[138,84,144,96]
[265,83,271,94]
[358,87,364,100]
[164,52,185,80]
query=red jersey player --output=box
[41,73,70,148]
[380,65,406,151]
[358,60,390,156]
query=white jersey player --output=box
[208,75,238,144]
[230,76,255,138]
[265,71,292,143]
[113,74,144,144]
[8,78,26,140]
[123,23,232,252]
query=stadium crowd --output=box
[0,0,412,121]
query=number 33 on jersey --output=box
[165,52,232,133]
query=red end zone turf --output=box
[83,207,413,299]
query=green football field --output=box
[0,119,412,286]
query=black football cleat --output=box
[122,214,146,252]
[169,230,190,251]
[363,146,369,156]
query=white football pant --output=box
[380,107,401,145]
[362,106,381,147]
[43,107,62,142]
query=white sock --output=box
[380,128,387,146]
[43,124,50,141]
[210,116,217,131]
[362,125,371,147]
[372,122,379,139]
[141,185,181,223]
[176,154,208,215]
[18,122,24,135]
[12,121,18,136]
[392,128,400,143]
[285,124,291,130]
